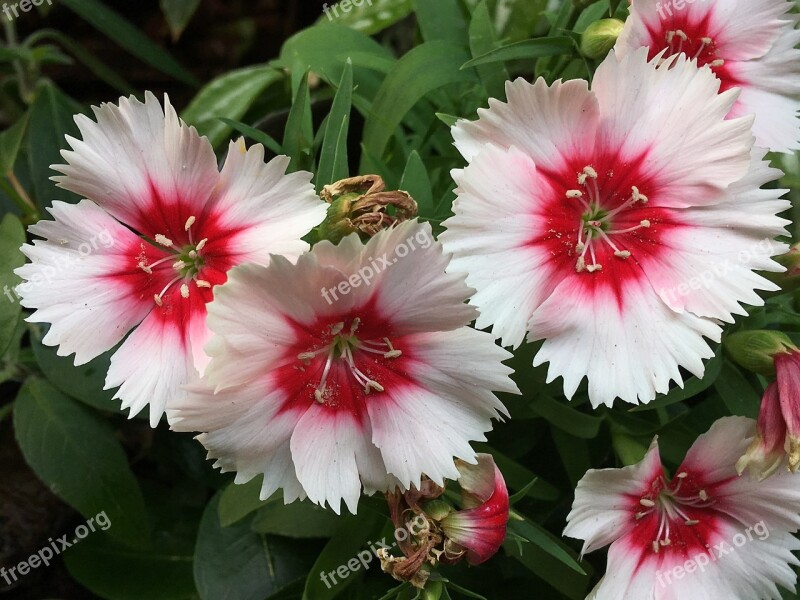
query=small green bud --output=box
[580,19,625,60]
[765,243,800,293]
[724,330,796,376]
[317,193,359,245]
[421,498,453,521]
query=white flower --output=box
[16,92,326,426]
[565,417,800,600]
[168,220,519,514]
[616,0,800,153]
[440,49,789,407]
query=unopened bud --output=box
[766,243,800,292]
[724,330,796,376]
[580,19,625,60]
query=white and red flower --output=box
[738,348,800,479]
[565,417,800,599]
[616,0,800,153]
[440,454,510,565]
[16,92,326,426]
[168,220,518,514]
[441,48,790,407]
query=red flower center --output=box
[276,306,416,419]
[643,14,741,92]
[531,152,680,306]
[630,470,719,559]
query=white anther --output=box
[331,322,345,335]
[155,234,173,247]
[184,216,196,231]
[586,264,603,273]
[640,498,656,508]
[709,59,724,67]
[138,262,153,275]
[154,294,163,307]
[640,220,651,228]
[195,238,208,252]
[196,279,211,288]
[614,250,631,259]
[180,284,190,298]
[566,190,583,199]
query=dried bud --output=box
[319,175,418,243]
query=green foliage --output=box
[0,1,798,599]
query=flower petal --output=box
[52,92,219,238]
[17,200,154,365]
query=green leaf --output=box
[574,1,610,34]
[317,59,354,191]
[362,41,475,162]
[474,444,559,501]
[400,151,434,218]
[414,0,469,45]
[611,431,649,466]
[218,118,283,155]
[13,378,150,547]
[0,214,25,356]
[714,362,762,419]
[160,0,201,41]
[251,500,346,538]
[25,30,134,93]
[26,82,82,207]
[278,22,394,98]
[302,512,386,600]
[64,531,195,600]
[529,394,604,439]
[317,0,414,35]
[0,113,29,174]
[59,0,197,86]
[506,518,590,599]
[196,495,315,600]
[182,65,285,148]
[468,0,509,99]
[508,516,587,575]
[462,36,575,69]
[283,71,314,173]
[435,113,460,127]
[218,477,274,527]
[30,325,120,413]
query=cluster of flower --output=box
[13,0,800,596]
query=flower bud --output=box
[724,330,796,376]
[380,455,509,587]
[580,19,625,60]
[318,175,418,244]
[766,242,800,292]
